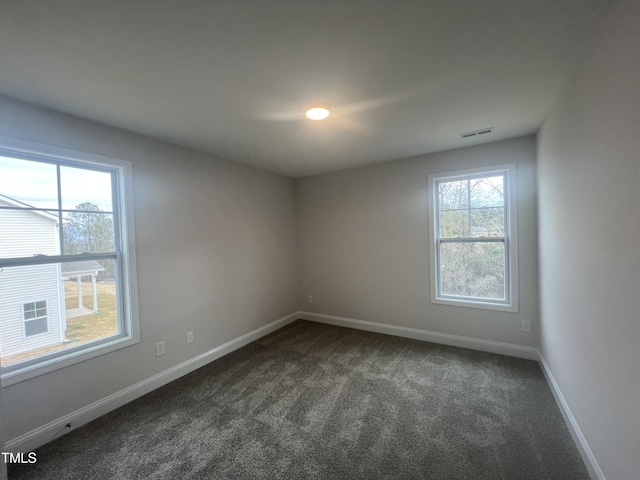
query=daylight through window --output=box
[0,142,138,384]
[429,164,518,311]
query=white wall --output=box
[0,95,298,441]
[296,136,538,347]
[537,0,640,478]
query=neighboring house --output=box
[0,195,64,358]
[0,195,108,361]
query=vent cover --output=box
[460,127,494,139]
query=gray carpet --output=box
[8,320,589,479]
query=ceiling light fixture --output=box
[305,107,330,120]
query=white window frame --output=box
[428,163,518,312]
[22,300,50,338]
[0,135,140,386]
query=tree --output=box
[437,176,506,300]
[63,202,114,254]
[63,203,114,280]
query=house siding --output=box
[0,201,62,358]
[0,264,62,356]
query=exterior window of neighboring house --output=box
[428,164,518,312]
[23,301,49,337]
[0,137,139,385]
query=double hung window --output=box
[428,164,518,311]
[0,138,139,384]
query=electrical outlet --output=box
[306,294,313,304]
[186,331,194,344]
[156,341,166,356]
[521,320,532,332]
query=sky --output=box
[0,156,113,212]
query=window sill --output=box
[1,335,139,387]
[431,296,519,313]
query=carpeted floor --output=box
[8,320,589,479]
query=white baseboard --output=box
[538,353,605,480]
[299,311,539,360]
[5,311,300,454]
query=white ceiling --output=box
[0,0,610,177]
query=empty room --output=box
[0,0,638,479]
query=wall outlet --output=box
[186,331,194,344]
[521,320,532,332]
[306,294,313,304]
[156,341,166,356]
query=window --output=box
[23,301,49,337]
[0,136,139,385]
[428,164,518,311]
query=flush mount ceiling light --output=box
[305,107,330,120]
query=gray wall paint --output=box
[537,0,640,478]
[0,96,299,441]
[296,136,539,346]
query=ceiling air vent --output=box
[460,127,494,139]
